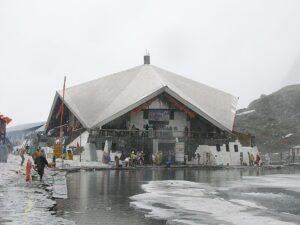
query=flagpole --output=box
[59,76,66,159]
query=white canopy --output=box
[47,64,238,131]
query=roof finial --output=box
[144,50,150,64]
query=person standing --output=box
[115,155,120,168]
[35,149,49,182]
[131,151,136,167]
[25,159,32,182]
[20,147,26,166]
[197,153,201,165]
[255,154,261,166]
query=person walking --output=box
[20,147,26,166]
[35,149,49,182]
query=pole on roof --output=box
[59,76,66,157]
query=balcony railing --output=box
[88,128,233,144]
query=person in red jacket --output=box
[25,159,32,182]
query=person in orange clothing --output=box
[25,159,32,182]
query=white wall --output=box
[195,141,259,166]
[290,147,300,157]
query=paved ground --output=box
[0,155,74,225]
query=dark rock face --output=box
[234,85,300,153]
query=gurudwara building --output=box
[46,55,240,164]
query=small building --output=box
[6,122,45,146]
[0,114,12,161]
[0,114,12,144]
[193,140,260,166]
[46,55,241,164]
[290,146,300,163]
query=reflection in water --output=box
[56,167,300,225]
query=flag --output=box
[3,117,12,124]
[0,115,12,124]
[55,103,64,119]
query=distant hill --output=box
[234,85,300,153]
[284,56,300,85]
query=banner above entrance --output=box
[148,109,170,122]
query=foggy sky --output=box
[1,0,300,126]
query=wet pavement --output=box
[0,155,74,225]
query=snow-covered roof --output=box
[6,122,45,133]
[35,124,46,133]
[48,64,238,131]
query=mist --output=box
[1,0,300,125]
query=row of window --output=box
[216,144,238,152]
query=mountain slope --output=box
[234,85,300,153]
[284,56,300,85]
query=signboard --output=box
[53,144,62,158]
[148,110,170,122]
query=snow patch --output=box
[236,110,256,116]
[130,179,299,225]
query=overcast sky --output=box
[1,0,300,126]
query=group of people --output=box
[124,150,145,167]
[152,151,163,165]
[248,152,261,166]
[20,145,49,182]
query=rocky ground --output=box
[234,84,300,153]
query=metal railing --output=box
[88,128,233,144]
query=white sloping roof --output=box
[6,122,45,133]
[50,64,237,131]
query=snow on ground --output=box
[223,174,300,193]
[236,109,256,116]
[0,155,75,225]
[55,158,112,170]
[130,175,300,225]
[284,133,293,138]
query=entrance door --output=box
[158,143,175,163]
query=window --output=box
[216,144,221,152]
[170,110,174,120]
[226,144,230,152]
[186,114,190,121]
[234,145,238,152]
[143,110,148,119]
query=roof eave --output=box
[165,88,234,132]
[90,86,167,129]
[56,91,90,129]
[45,93,59,131]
